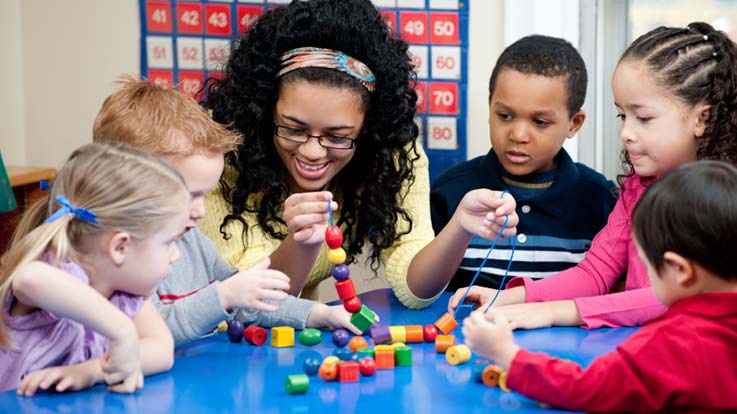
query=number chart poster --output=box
[139,0,469,181]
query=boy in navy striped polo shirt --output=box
[431,35,617,291]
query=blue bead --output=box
[334,347,354,361]
[332,328,350,347]
[302,357,321,376]
[332,264,350,281]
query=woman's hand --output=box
[283,191,337,246]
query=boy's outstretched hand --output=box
[218,257,291,312]
[462,310,519,371]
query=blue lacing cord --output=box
[452,190,511,320]
[483,234,517,313]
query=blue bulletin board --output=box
[139,0,469,181]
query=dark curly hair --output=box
[488,35,587,117]
[204,0,419,269]
[616,21,737,187]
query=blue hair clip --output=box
[39,179,50,191]
[44,195,98,225]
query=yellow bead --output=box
[499,370,510,392]
[216,320,228,333]
[271,326,295,347]
[390,342,406,349]
[323,356,340,365]
[389,326,406,344]
[327,247,347,265]
[445,344,471,365]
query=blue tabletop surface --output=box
[0,289,637,414]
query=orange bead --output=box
[482,365,503,387]
[404,325,424,343]
[318,362,338,381]
[434,335,456,353]
[434,312,458,335]
[348,336,368,352]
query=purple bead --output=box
[332,264,350,281]
[226,320,244,343]
[369,323,392,345]
[303,357,321,376]
[332,328,351,347]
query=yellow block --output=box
[271,326,295,347]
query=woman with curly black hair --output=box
[200,0,517,309]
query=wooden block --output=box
[271,326,295,347]
[434,335,456,353]
[434,312,458,335]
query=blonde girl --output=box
[0,143,190,396]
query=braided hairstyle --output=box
[617,21,737,186]
[204,0,419,269]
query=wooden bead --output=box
[434,335,456,353]
[349,305,376,333]
[499,370,510,392]
[482,365,503,387]
[298,328,322,346]
[358,357,376,376]
[422,324,438,342]
[344,296,362,313]
[434,312,459,335]
[285,374,309,394]
[445,344,471,365]
[404,325,424,343]
[325,225,343,249]
[322,356,340,366]
[302,358,321,376]
[334,348,354,361]
[332,328,351,347]
[331,264,350,281]
[389,326,406,344]
[318,362,338,381]
[271,326,295,347]
[244,325,267,346]
[348,336,368,352]
[337,361,360,383]
[374,349,395,369]
[226,320,244,343]
[335,279,357,300]
[216,320,228,333]
[356,347,375,359]
[327,247,347,265]
[368,323,392,345]
[394,346,412,366]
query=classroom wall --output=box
[0,0,502,169]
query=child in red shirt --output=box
[463,161,737,411]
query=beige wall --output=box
[0,0,501,169]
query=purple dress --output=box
[0,259,144,391]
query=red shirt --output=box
[507,292,737,411]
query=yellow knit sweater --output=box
[199,145,439,309]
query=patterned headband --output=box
[277,47,376,93]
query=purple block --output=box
[369,323,392,345]
[226,320,244,343]
[332,264,350,281]
[332,328,351,347]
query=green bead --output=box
[298,328,322,346]
[357,347,375,359]
[349,305,376,333]
[285,374,309,394]
[394,346,412,366]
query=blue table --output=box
[0,289,637,414]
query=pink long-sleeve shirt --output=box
[507,174,667,328]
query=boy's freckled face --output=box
[489,69,581,176]
[167,152,225,231]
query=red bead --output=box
[335,278,357,300]
[325,226,343,249]
[358,357,376,376]
[423,324,438,342]
[344,296,362,313]
[244,325,267,345]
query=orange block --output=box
[375,349,395,369]
[434,312,458,334]
[404,325,424,343]
[434,334,456,353]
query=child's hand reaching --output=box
[218,258,290,312]
[306,303,379,335]
[462,309,520,371]
[283,191,338,246]
[455,189,518,240]
[102,335,144,393]
[17,359,103,396]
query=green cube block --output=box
[285,374,309,394]
[357,347,375,359]
[298,328,322,346]
[349,305,376,333]
[394,346,412,366]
